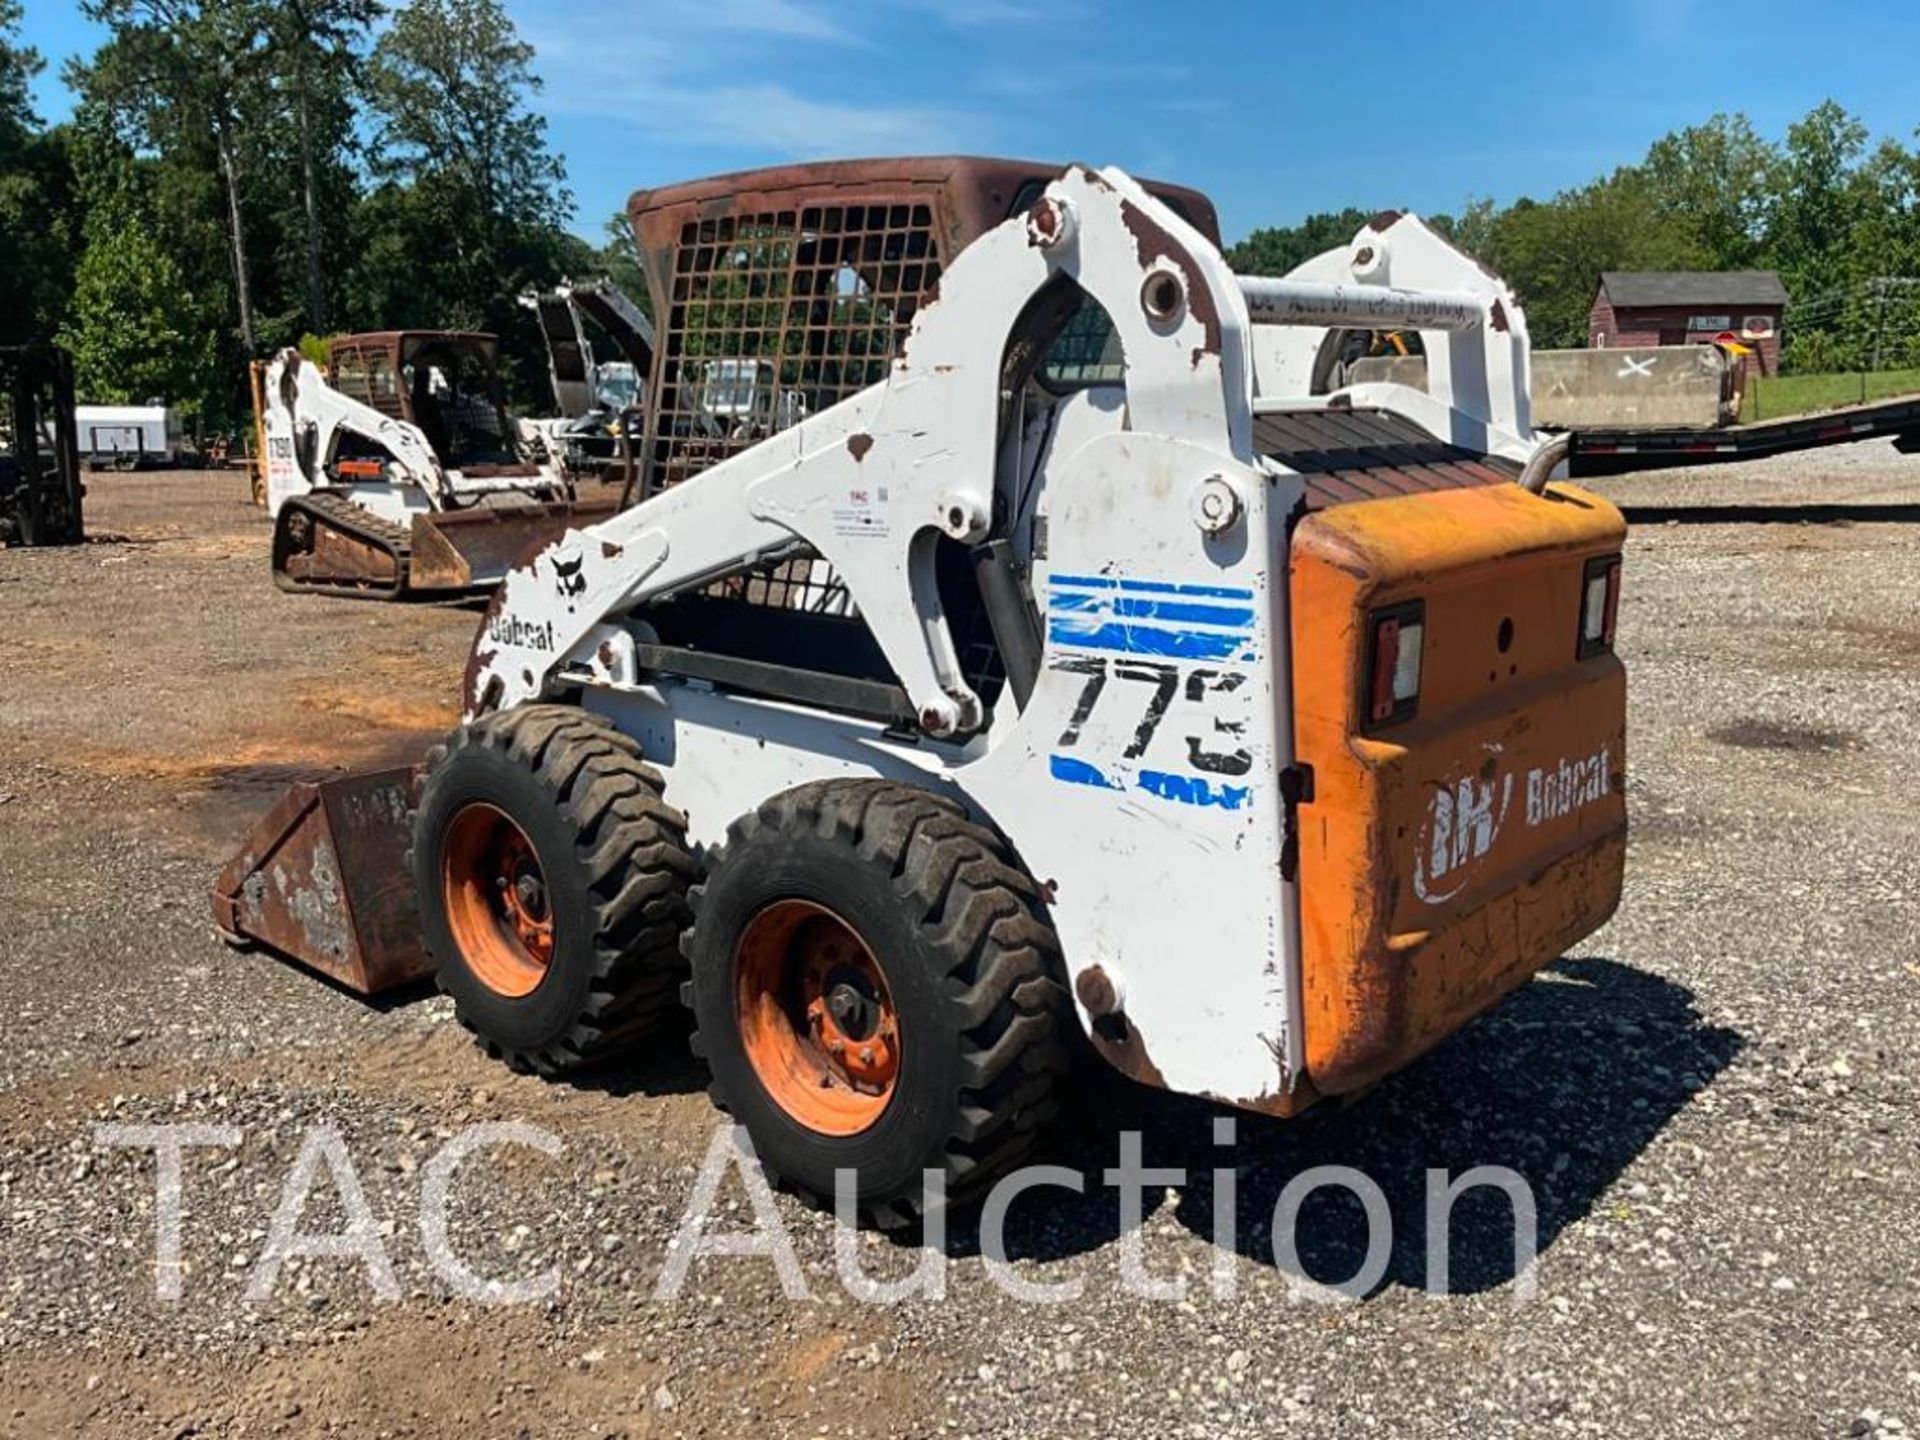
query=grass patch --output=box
[1743,366,1920,422]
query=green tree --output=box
[1430,198,1501,265]
[1749,102,1920,371]
[1226,208,1376,277]
[0,1,78,343]
[264,0,380,332]
[0,0,29,128]
[597,209,651,313]
[1642,113,1777,269]
[58,212,217,409]
[1480,170,1705,348]
[73,0,275,353]
[1768,102,1872,284]
[350,0,579,400]
[365,0,568,236]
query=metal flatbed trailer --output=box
[1569,391,1920,477]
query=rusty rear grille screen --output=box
[648,201,944,494]
[644,199,947,616]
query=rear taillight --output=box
[1367,601,1424,725]
[1578,555,1622,659]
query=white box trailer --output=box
[74,404,185,468]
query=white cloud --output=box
[708,0,862,44]
[890,0,1064,24]
[546,77,980,157]
[521,0,993,157]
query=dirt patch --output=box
[296,678,460,734]
[1708,719,1865,754]
[1827,616,1920,661]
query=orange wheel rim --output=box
[734,900,899,1137]
[440,803,554,998]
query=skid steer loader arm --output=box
[260,349,448,515]
[462,166,1256,733]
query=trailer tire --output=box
[412,705,696,1074]
[684,779,1073,1223]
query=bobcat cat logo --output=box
[552,548,587,607]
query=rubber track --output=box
[685,778,1073,1221]
[275,491,414,598]
[420,706,698,1074]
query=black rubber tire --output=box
[684,779,1073,1222]
[411,704,696,1074]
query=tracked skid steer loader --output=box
[216,158,1627,1221]
[259,330,621,598]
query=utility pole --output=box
[1870,277,1889,375]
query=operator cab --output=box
[329,331,536,480]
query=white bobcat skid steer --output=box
[218,158,1627,1222]
[260,330,618,599]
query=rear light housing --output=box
[1578,555,1622,659]
[1366,600,1424,726]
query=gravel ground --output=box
[0,456,1915,1438]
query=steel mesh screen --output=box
[645,199,947,615]
[634,192,1004,709]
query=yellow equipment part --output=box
[1289,481,1628,1100]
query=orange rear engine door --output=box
[1289,480,1629,1098]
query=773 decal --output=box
[1046,656,1255,811]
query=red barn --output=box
[1589,271,1788,377]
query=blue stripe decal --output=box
[1046,618,1254,661]
[1109,597,1255,630]
[1137,770,1252,811]
[1046,589,1109,614]
[1050,754,1123,790]
[1050,573,1253,602]
[1051,756,1255,812]
[1116,578,1254,600]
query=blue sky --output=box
[17,0,1920,244]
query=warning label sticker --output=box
[831,485,891,539]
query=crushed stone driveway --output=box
[0,459,1915,1439]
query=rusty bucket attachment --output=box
[407,493,622,593]
[210,766,434,995]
